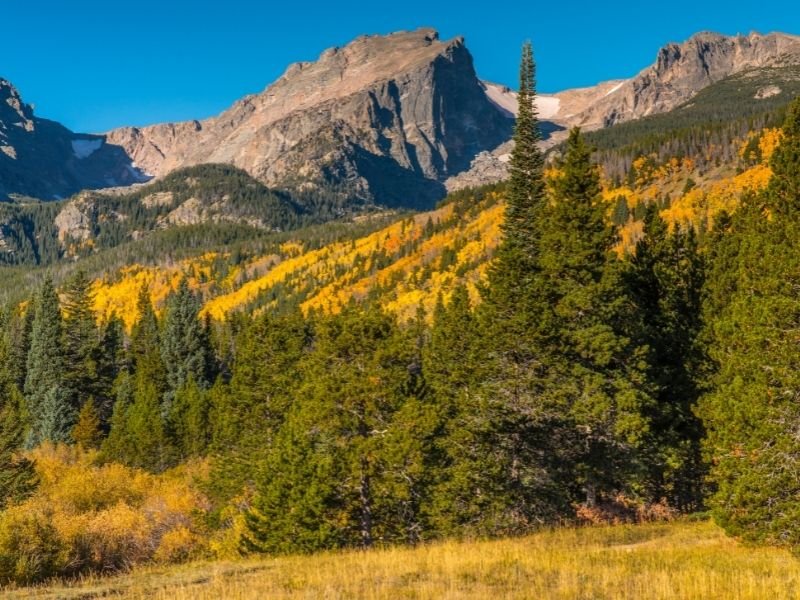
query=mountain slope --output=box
[105,28,513,209]
[0,79,149,201]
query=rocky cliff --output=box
[106,28,513,209]
[0,79,149,200]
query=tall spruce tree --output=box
[627,206,706,509]
[161,279,212,413]
[445,41,576,535]
[0,330,36,508]
[481,40,546,337]
[24,278,74,446]
[700,98,800,548]
[61,270,99,412]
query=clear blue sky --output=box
[3,0,798,132]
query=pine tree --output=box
[129,285,167,395]
[171,377,210,458]
[35,386,75,446]
[424,287,480,400]
[445,41,576,536]
[207,310,311,507]
[245,306,426,552]
[626,206,706,509]
[95,314,125,424]
[503,40,545,256]
[123,373,175,472]
[4,307,33,391]
[536,129,655,507]
[72,399,103,450]
[24,278,74,446]
[161,279,212,413]
[0,332,36,508]
[101,372,134,464]
[61,270,99,412]
[480,40,547,356]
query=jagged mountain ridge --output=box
[447,30,800,191]
[3,29,800,204]
[105,28,513,209]
[484,31,800,129]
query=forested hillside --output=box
[4,40,800,591]
[81,124,775,326]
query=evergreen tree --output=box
[35,387,75,446]
[446,41,576,535]
[95,314,125,424]
[24,278,74,446]
[503,40,545,255]
[171,377,211,458]
[4,307,33,391]
[161,279,212,412]
[130,285,162,372]
[122,373,175,472]
[101,372,135,464]
[245,306,427,552]
[537,129,655,506]
[61,270,99,412]
[700,98,800,548]
[627,206,706,509]
[72,399,103,450]
[0,332,36,508]
[129,285,167,395]
[207,310,311,507]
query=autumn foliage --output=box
[0,444,209,585]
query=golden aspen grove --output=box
[86,128,777,329]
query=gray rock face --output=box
[562,31,800,129]
[0,79,150,201]
[106,28,513,209]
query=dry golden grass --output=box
[5,519,800,599]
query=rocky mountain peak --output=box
[105,28,511,208]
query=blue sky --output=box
[4,0,799,132]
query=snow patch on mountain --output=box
[537,96,561,119]
[482,82,561,120]
[72,138,103,159]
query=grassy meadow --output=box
[5,519,800,599]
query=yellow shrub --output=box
[154,525,199,563]
[0,444,209,584]
[0,505,64,585]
